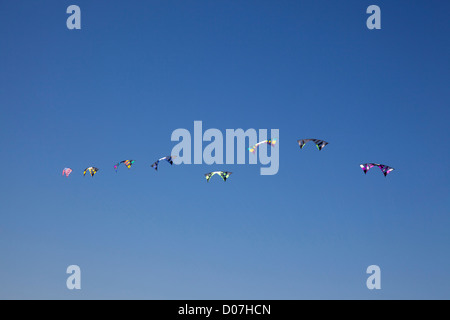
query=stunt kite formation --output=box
[61,136,397,182]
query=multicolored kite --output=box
[249,139,277,154]
[205,171,232,182]
[62,168,73,177]
[297,139,329,151]
[114,160,135,172]
[360,163,395,177]
[83,167,99,177]
[151,156,176,171]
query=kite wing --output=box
[151,160,160,171]
[313,139,328,151]
[298,139,329,151]
[297,139,312,149]
[205,172,216,182]
[122,160,135,169]
[379,164,395,177]
[165,156,175,165]
[116,160,135,172]
[360,163,378,174]
[220,171,232,181]
[84,167,99,177]
[62,168,72,177]
[91,167,99,176]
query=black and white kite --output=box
[297,139,329,151]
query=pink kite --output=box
[62,168,73,177]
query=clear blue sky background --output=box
[1,0,449,299]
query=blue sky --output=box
[0,0,449,299]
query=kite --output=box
[249,139,277,154]
[114,160,135,172]
[151,156,176,171]
[297,139,329,151]
[83,167,99,177]
[360,163,395,177]
[205,171,232,182]
[62,168,72,177]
